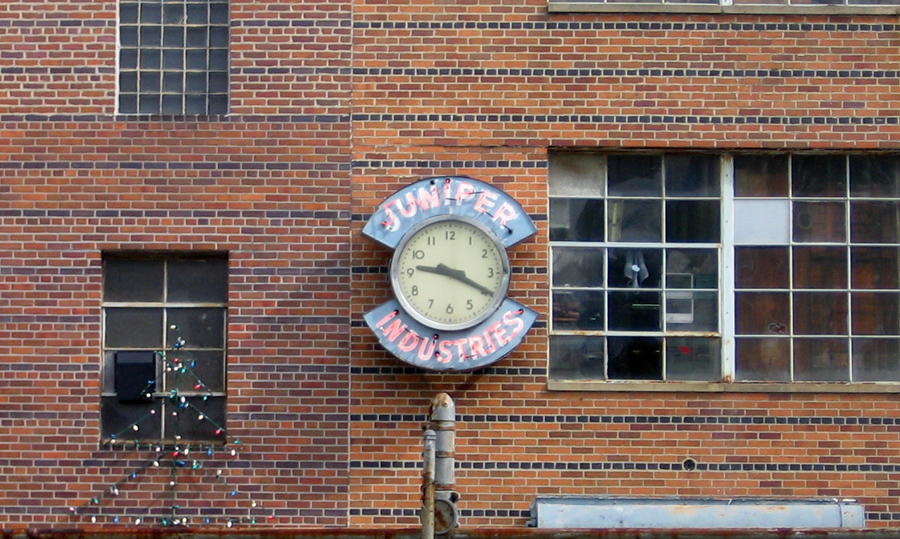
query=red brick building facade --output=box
[3,0,900,529]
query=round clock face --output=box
[391,216,510,331]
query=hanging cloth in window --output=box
[624,250,649,288]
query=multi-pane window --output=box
[101,254,228,443]
[549,152,900,387]
[118,0,229,115]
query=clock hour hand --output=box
[416,263,495,296]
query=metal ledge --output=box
[548,1,900,14]
[548,380,900,393]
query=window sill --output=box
[548,380,900,393]
[548,1,900,14]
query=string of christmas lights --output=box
[69,325,274,526]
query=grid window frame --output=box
[118,0,230,116]
[101,253,229,444]
[549,151,900,392]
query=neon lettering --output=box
[417,337,436,361]
[398,331,419,352]
[437,340,453,363]
[381,318,406,342]
[455,182,475,203]
[474,191,498,214]
[469,335,487,358]
[503,309,525,338]
[492,202,518,228]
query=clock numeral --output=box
[406,268,415,277]
[412,249,425,260]
[411,286,418,296]
[427,236,436,246]
[445,231,456,241]
[466,299,473,310]
[446,304,454,314]
[428,299,434,308]
[481,249,488,259]
[487,268,494,278]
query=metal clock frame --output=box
[390,214,511,332]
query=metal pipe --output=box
[422,429,436,539]
[429,393,455,489]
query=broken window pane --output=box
[608,291,660,331]
[607,336,662,380]
[549,198,604,242]
[736,292,789,335]
[666,200,720,243]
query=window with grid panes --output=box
[549,152,900,388]
[118,0,229,115]
[101,253,228,443]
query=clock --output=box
[391,215,511,331]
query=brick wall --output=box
[3,0,900,529]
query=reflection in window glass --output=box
[735,338,790,381]
[666,337,720,381]
[608,155,661,196]
[549,336,605,380]
[734,155,788,197]
[793,201,846,243]
[794,338,849,382]
[101,254,228,443]
[853,339,900,381]
[551,152,900,386]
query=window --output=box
[101,253,228,443]
[549,152,900,389]
[118,0,229,115]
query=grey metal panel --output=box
[531,497,865,529]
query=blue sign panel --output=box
[362,176,537,249]
[364,299,538,373]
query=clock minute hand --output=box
[417,263,495,296]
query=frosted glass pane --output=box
[549,153,605,197]
[734,199,790,245]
